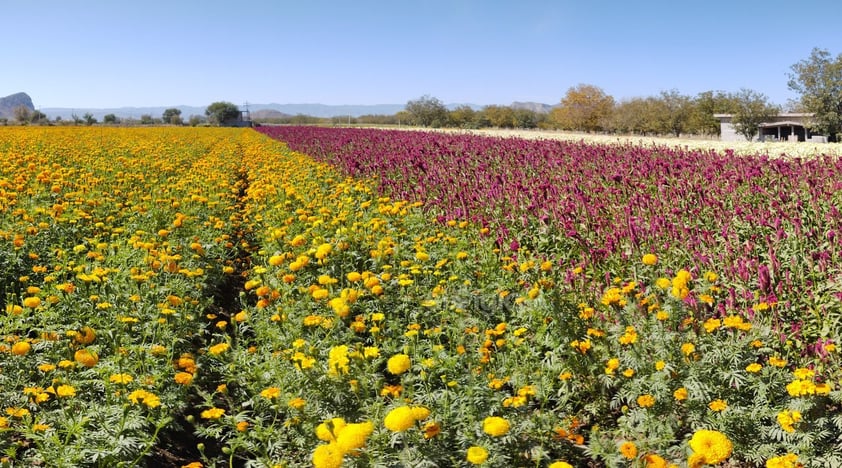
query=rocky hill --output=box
[0,92,35,119]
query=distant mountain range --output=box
[37,101,555,121]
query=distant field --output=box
[433,127,842,158]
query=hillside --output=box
[0,92,35,119]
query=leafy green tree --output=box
[205,101,241,126]
[405,95,449,127]
[188,115,204,127]
[513,109,542,129]
[140,114,154,125]
[483,105,516,128]
[449,105,477,128]
[656,89,693,137]
[730,88,779,141]
[550,84,614,132]
[83,113,97,126]
[103,114,118,124]
[690,90,737,136]
[788,47,842,141]
[162,108,183,125]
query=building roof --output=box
[759,121,808,128]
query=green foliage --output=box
[788,47,842,141]
[162,108,183,125]
[405,95,449,127]
[205,101,241,126]
[731,88,780,141]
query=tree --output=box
[550,84,614,132]
[405,95,448,127]
[656,89,693,137]
[205,101,241,126]
[483,105,516,128]
[103,114,118,124]
[730,88,779,141]
[83,113,97,126]
[140,114,154,125]
[13,105,31,124]
[449,105,477,128]
[689,90,737,136]
[788,47,842,141]
[162,108,183,125]
[188,115,204,126]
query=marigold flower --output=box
[312,443,344,468]
[549,463,574,468]
[384,406,416,432]
[127,389,161,408]
[777,410,802,433]
[709,399,727,412]
[422,421,441,439]
[673,387,688,401]
[11,341,31,356]
[466,446,488,465]
[316,417,347,441]
[22,296,41,308]
[746,363,762,373]
[642,253,658,265]
[74,348,99,367]
[55,384,76,398]
[174,372,193,385]
[208,342,230,355]
[644,454,669,468]
[620,441,638,459]
[482,416,510,437]
[387,353,411,375]
[688,429,732,465]
[260,386,281,400]
[637,394,655,408]
[680,342,695,356]
[335,421,374,453]
[765,453,800,468]
[200,407,225,419]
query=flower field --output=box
[1,126,841,467]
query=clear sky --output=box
[4,0,839,108]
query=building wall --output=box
[719,119,741,142]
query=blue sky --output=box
[4,0,838,108]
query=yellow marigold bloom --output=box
[605,358,620,375]
[55,384,76,398]
[688,429,732,465]
[549,463,574,468]
[11,341,31,356]
[38,363,56,372]
[316,417,347,441]
[208,342,230,355]
[642,254,658,265]
[336,421,374,453]
[22,296,41,308]
[74,348,99,367]
[680,342,695,356]
[315,243,332,260]
[674,387,688,401]
[622,368,635,378]
[260,386,281,400]
[174,372,193,385]
[127,389,161,408]
[466,446,489,465]
[200,407,225,419]
[236,421,249,432]
[422,420,441,439]
[482,416,510,437]
[792,367,815,380]
[288,397,306,409]
[384,406,416,432]
[637,394,656,408]
[655,360,666,371]
[644,454,669,468]
[746,363,763,373]
[708,399,727,412]
[328,345,350,376]
[769,356,787,367]
[312,443,344,468]
[387,353,411,375]
[765,453,800,468]
[620,441,638,459]
[411,406,430,421]
[777,410,802,433]
[703,318,721,333]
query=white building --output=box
[714,113,826,142]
